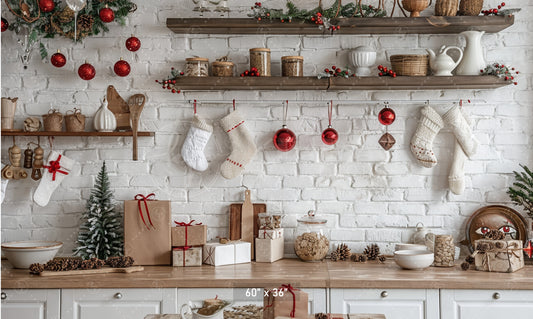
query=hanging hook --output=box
[328,100,333,127]
[233,99,236,111]
[283,100,289,126]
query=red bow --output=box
[174,220,203,246]
[43,154,68,181]
[280,284,300,318]
[135,193,155,230]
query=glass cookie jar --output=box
[185,57,209,76]
[294,210,329,262]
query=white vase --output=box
[93,97,117,132]
[350,46,377,77]
[455,31,486,75]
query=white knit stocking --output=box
[220,110,256,179]
[410,106,444,168]
[181,114,213,171]
[1,163,8,203]
[449,108,472,195]
[442,104,478,158]
[34,151,75,207]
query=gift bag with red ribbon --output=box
[263,284,308,319]
[172,220,207,247]
[124,194,171,265]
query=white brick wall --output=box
[1,1,533,256]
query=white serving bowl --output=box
[1,240,63,269]
[395,243,428,251]
[394,250,434,270]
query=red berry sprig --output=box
[481,63,518,85]
[156,67,184,94]
[323,65,351,78]
[482,2,505,15]
[377,65,397,77]
[311,12,324,25]
[240,67,260,77]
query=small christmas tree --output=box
[74,161,123,259]
[508,164,533,219]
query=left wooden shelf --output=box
[0,131,154,137]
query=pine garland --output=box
[74,161,123,260]
[508,164,533,219]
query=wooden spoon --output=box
[127,94,146,161]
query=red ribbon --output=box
[42,154,68,181]
[174,246,191,266]
[280,284,299,318]
[174,220,203,246]
[135,193,155,230]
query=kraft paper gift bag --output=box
[263,284,308,319]
[124,194,171,265]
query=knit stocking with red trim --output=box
[34,151,75,206]
[219,110,256,179]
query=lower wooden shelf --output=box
[0,131,154,137]
[170,76,508,91]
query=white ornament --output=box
[93,97,117,132]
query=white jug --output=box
[455,31,486,75]
[427,45,463,76]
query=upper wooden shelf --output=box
[167,16,514,35]
[0,131,154,137]
[169,76,508,91]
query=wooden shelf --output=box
[169,76,508,91]
[0,131,154,137]
[167,16,514,35]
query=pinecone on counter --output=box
[350,253,360,262]
[29,263,45,274]
[336,243,351,261]
[80,258,105,270]
[315,313,327,319]
[107,256,134,268]
[378,255,387,263]
[461,262,470,271]
[465,255,475,264]
[358,254,368,263]
[330,250,340,261]
[363,243,380,260]
[483,229,505,240]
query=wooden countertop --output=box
[2,259,533,290]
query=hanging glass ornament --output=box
[378,102,396,150]
[321,100,338,145]
[273,100,296,152]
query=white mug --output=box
[180,303,224,319]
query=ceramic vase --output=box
[455,31,485,75]
[350,46,377,77]
[93,97,117,132]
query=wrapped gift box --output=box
[474,239,524,273]
[255,237,284,263]
[172,222,207,247]
[202,241,251,266]
[263,285,308,319]
[172,247,202,267]
[258,228,284,240]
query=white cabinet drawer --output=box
[1,289,60,319]
[61,288,177,319]
[441,289,533,319]
[330,288,439,319]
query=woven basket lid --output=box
[249,48,271,52]
[281,56,304,60]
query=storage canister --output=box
[185,57,209,77]
[249,48,271,76]
[281,56,304,77]
[294,210,329,262]
[212,60,234,77]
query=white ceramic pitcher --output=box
[455,31,486,75]
[427,45,463,76]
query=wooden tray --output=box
[38,265,144,276]
[229,203,266,241]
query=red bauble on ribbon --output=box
[39,0,55,12]
[99,5,115,23]
[125,35,141,52]
[378,107,396,126]
[321,126,338,145]
[114,58,131,77]
[50,50,66,68]
[273,125,296,152]
[1,17,8,32]
[78,62,96,80]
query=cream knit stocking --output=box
[449,108,473,195]
[219,110,256,179]
[34,151,75,207]
[410,105,444,168]
[442,104,478,158]
[181,114,213,171]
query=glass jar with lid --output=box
[294,210,329,262]
[281,56,304,77]
[185,57,209,77]
[249,48,271,76]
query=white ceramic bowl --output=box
[395,243,428,251]
[1,240,63,269]
[394,250,434,270]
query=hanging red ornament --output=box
[125,35,141,52]
[378,107,396,126]
[1,17,8,32]
[114,58,131,77]
[273,101,296,152]
[78,62,96,80]
[321,100,338,145]
[38,0,55,13]
[99,5,115,23]
[50,50,66,68]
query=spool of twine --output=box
[65,108,86,132]
[42,109,64,132]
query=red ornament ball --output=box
[114,59,131,77]
[378,107,396,126]
[38,0,55,12]
[125,36,141,52]
[99,6,115,23]
[1,17,8,32]
[321,127,338,145]
[273,126,296,152]
[50,51,66,68]
[78,62,96,81]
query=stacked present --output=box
[473,238,524,273]
[172,220,207,267]
[255,213,284,263]
[202,240,251,266]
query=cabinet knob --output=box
[380,291,388,298]
[114,293,123,299]
[1,292,6,300]
[493,292,501,300]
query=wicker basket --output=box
[435,0,459,16]
[42,109,63,132]
[65,108,86,132]
[390,54,429,76]
[458,0,483,16]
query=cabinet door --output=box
[441,289,533,319]
[1,289,60,319]
[330,289,439,319]
[177,288,327,314]
[61,288,177,319]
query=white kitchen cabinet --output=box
[177,288,327,314]
[440,289,533,319]
[330,289,439,319]
[61,288,177,319]
[1,289,60,319]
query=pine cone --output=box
[359,254,368,263]
[483,229,505,240]
[378,255,387,263]
[465,255,475,264]
[350,253,360,262]
[58,7,75,24]
[315,313,327,319]
[330,250,340,262]
[476,242,490,252]
[335,243,351,261]
[107,256,134,268]
[80,258,105,270]
[29,263,45,274]
[461,262,470,271]
[44,259,64,271]
[78,14,94,32]
[363,243,380,260]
